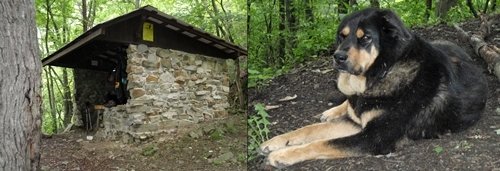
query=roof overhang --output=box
[42,5,247,70]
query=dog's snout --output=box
[334,51,348,62]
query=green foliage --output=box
[142,145,158,156]
[248,68,284,88]
[247,103,271,160]
[434,145,444,154]
[445,1,475,24]
[249,0,493,85]
[210,128,226,140]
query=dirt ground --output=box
[41,114,247,171]
[248,17,500,170]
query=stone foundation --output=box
[99,44,233,140]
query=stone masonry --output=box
[99,44,233,140]
[73,69,115,126]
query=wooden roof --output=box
[42,5,247,71]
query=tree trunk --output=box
[425,0,433,21]
[492,0,497,11]
[286,0,297,51]
[217,0,235,43]
[278,0,286,65]
[264,0,276,67]
[135,0,140,9]
[62,68,73,126]
[484,0,490,13]
[45,68,58,133]
[82,0,88,31]
[466,0,479,18]
[0,0,42,170]
[436,0,458,19]
[81,0,97,31]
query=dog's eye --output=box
[338,34,346,41]
[360,35,372,43]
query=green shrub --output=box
[247,103,271,160]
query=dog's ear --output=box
[378,10,411,40]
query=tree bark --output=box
[0,0,42,170]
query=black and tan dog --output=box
[259,8,488,168]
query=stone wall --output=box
[99,44,233,140]
[73,69,116,126]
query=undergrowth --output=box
[247,103,271,160]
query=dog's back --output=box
[432,40,488,132]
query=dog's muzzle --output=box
[333,51,348,72]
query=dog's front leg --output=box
[320,100,348,122]
[266,139,358,168]
[266,111,403,168]
[259,119,361,155]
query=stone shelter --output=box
[41,6,247,140]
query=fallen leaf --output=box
[265,105,281,110]
[321,69,334,74]
[278,94,297,102]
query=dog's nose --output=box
[333,51,348,63]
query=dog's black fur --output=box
[259,8,488,168]
[330,8,487,155]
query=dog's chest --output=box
[337,60,421,97]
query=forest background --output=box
[248,0,499,88]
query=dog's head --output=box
[333,8,412,75]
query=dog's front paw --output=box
[265,147,304,169]
[320,110,343,122]
[259,136,288,155]
[259,135,297,155]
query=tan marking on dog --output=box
[360,109,384,128]
[320,100,348,122]
[346,45,379,74]
[267,140,358,167]
[341,26,350,37]
[346,101,361,125]
[356,28,365,38]
[337,72,367,95]
[260,120,361,154]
